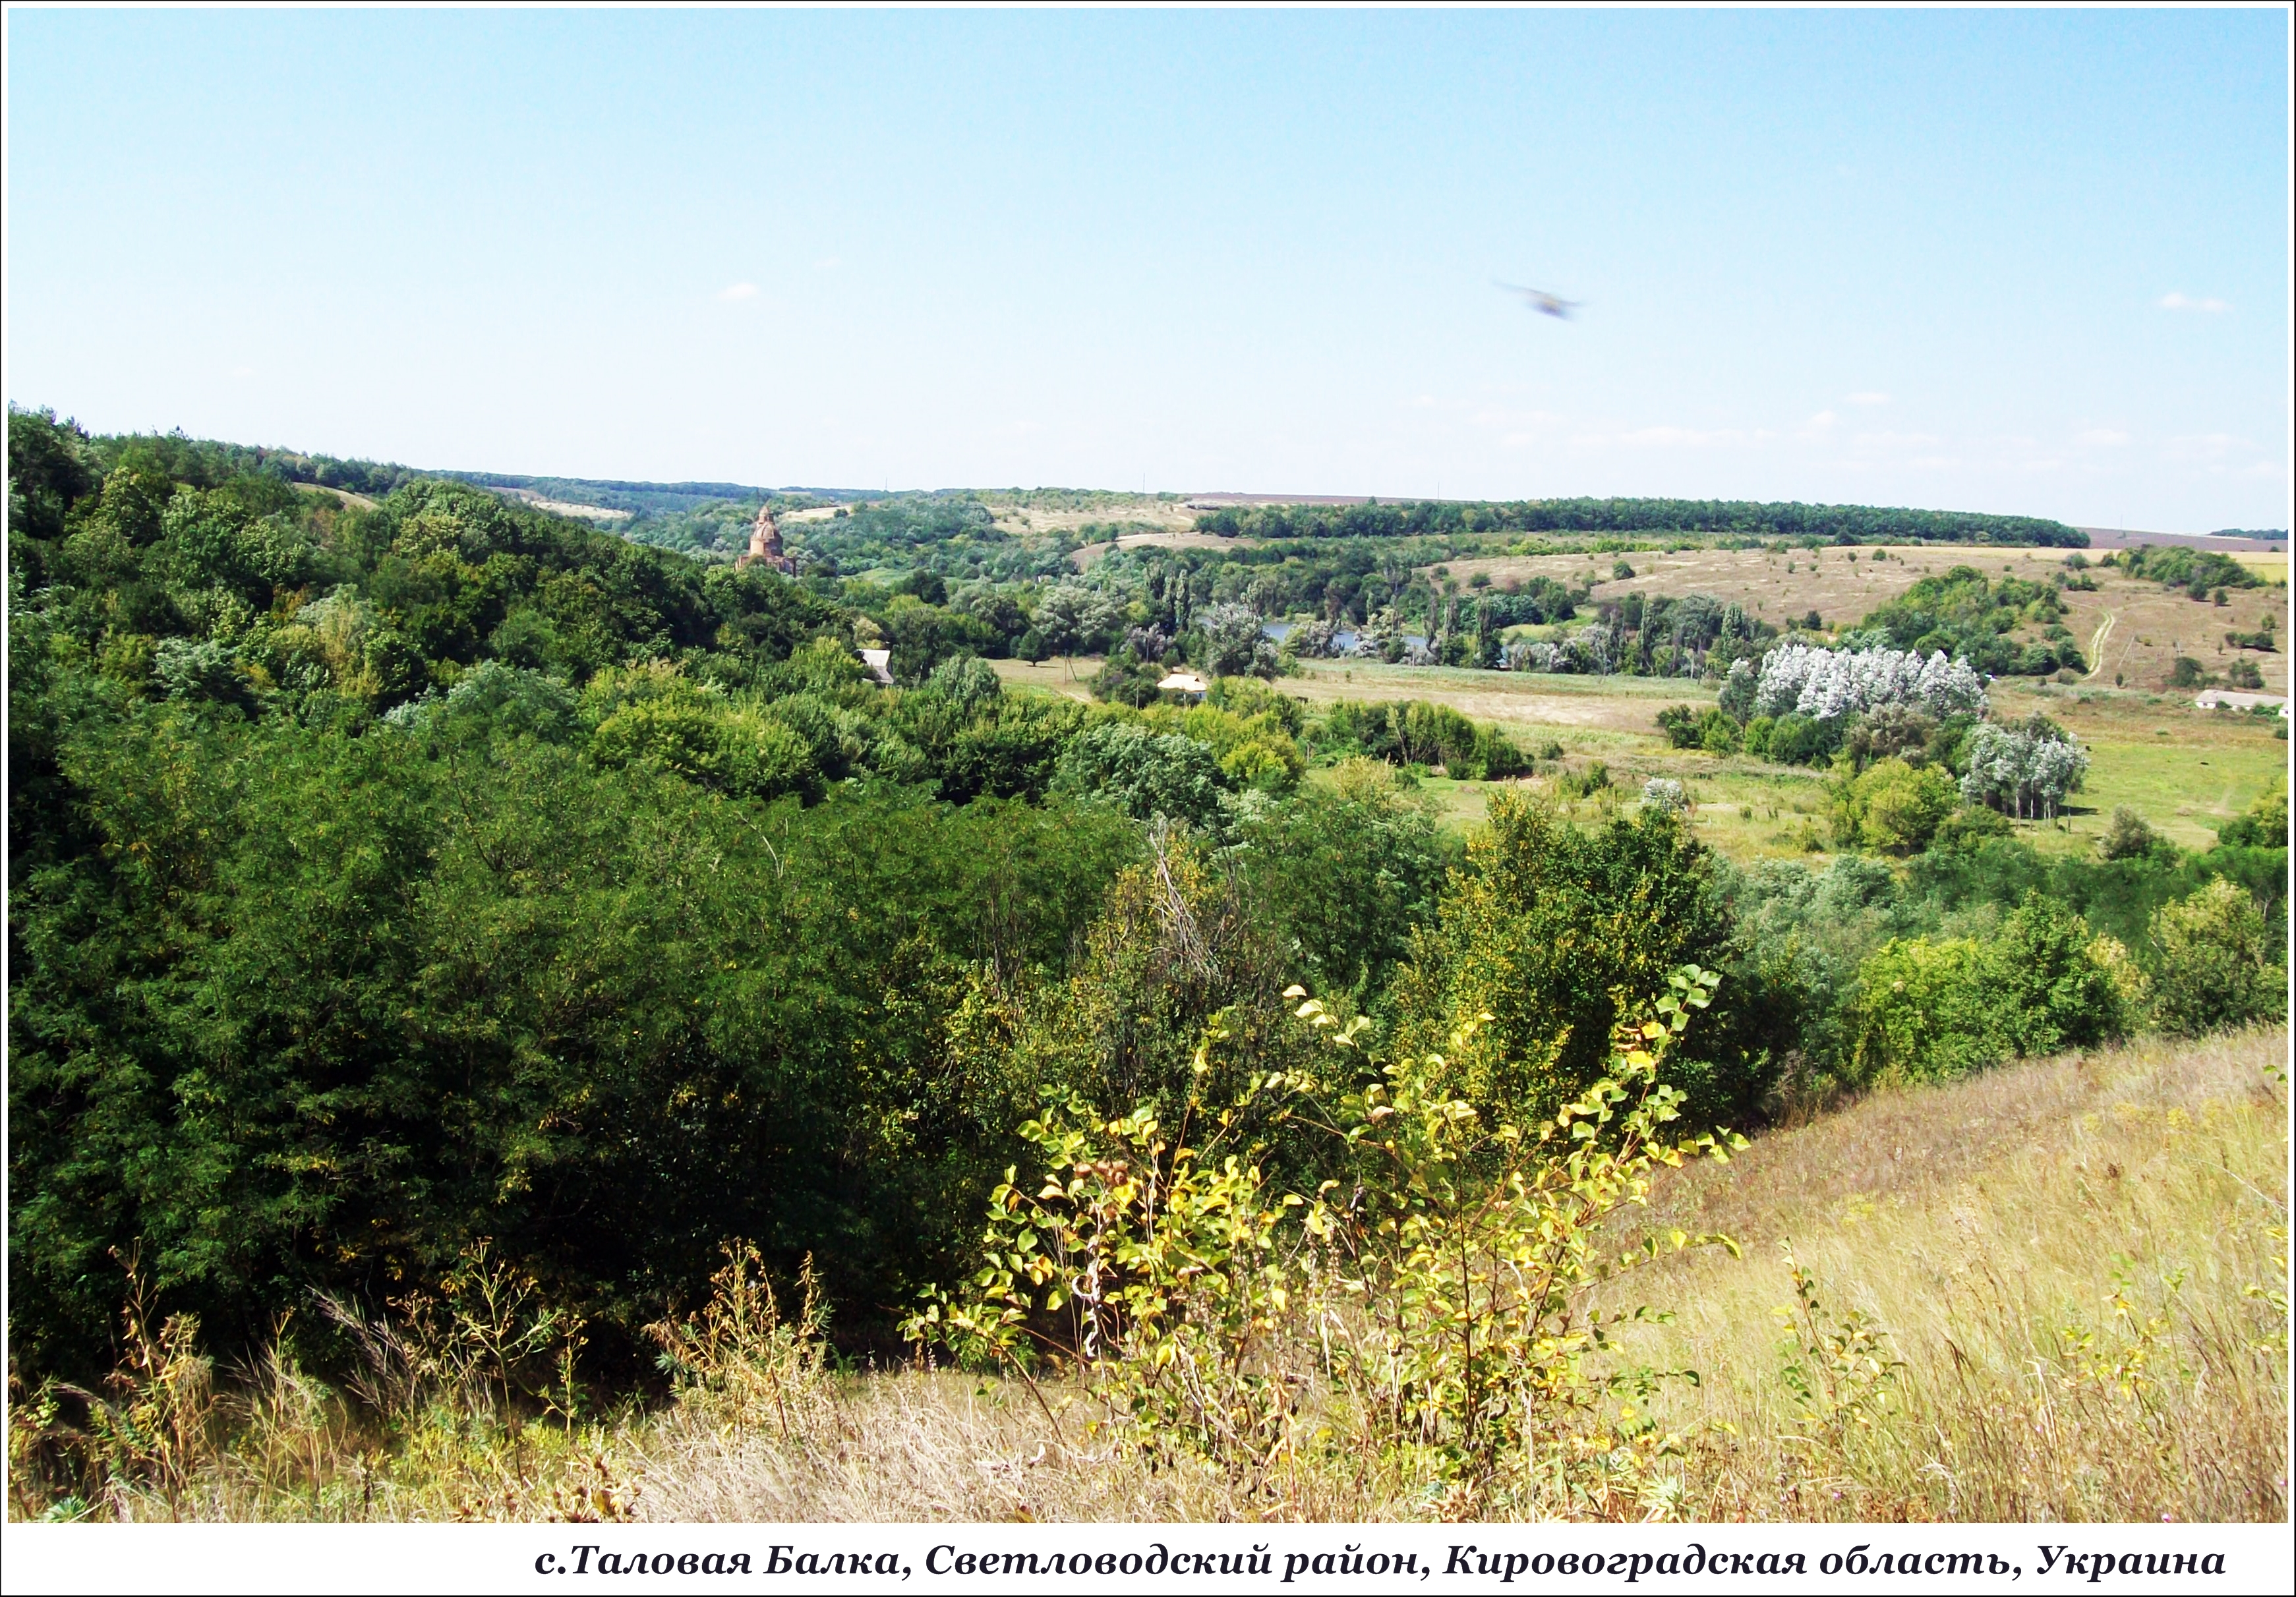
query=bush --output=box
[1657,704,1740,755]
[1231,780,1450,1001]
[2216,781,2289,849]
[1831,758,1957,856]
[1989,892,2128,1055]
[1051,718,1232,834]
[1471,724,1530,779]
[2150,879,2283,1036]
[922,653,1003,714]
[912,970,1744,1518]
[428,660,581,744]
[1760,713,1833,767]
[1554,761,1612,800]
[1318,698,1523,778]
[1090,653,1164,707]
[1838,704,1941,774]
[2096,807,2162,861]
[1931,803,2014,850]
[1842,894,2125,1082]
[1641,778,1688,814]
[1843,936,2010,1083]
[589,682,821,803]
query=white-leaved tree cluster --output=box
[1196,601,1280,678]
[1959,718,2091,820]
[1505,627,1616,676]
[1740,645,1989,724]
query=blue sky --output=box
[7,9,2287,529]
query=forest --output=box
[6,407,2285,1522]
[1191,495,2088,546]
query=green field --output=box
[1283,661,2279,860]
[997,653,2287,864]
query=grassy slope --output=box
[46,1028,2276,1523]
[1618,1026,2290,1522]
[670,1026,2282,1523]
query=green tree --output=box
[1841,895,2124,1083]
[1832,757,1957,855]
[1051,718,1231,834]
[1389,794,1784,1128]
[1231,765,1452,1002]
[2216,780,2289,849]
[2150,879,2283,1036]
[1841,936,2009,1083]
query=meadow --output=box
[994,654,2288,861]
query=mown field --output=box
[1430,544,2291,698]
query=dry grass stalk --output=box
[1609,1025,2289,1521]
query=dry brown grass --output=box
[626,1370,1430,1523]
[974,494,1200,546]
[1068,530,1252,571]
[1614,1026,2290,1521]
[289,482,379,513]
[1430,544,2290,699]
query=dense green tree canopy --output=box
[1193,496,2085,547]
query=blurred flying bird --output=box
[1498,282,1581,319]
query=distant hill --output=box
[10,413,2097,551]
[444,472,879,517]
[5,419,877,519]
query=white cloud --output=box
[1578,424,1771,450]
[1803,409,1840,433]
[1848,430,1943,450]
[717,282,760,302]
[2078,428,2131,448]
[1844,391,1891,407]
[2158,291,2230,313]
[2165,432,2244,462]
[813,256,841,272]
